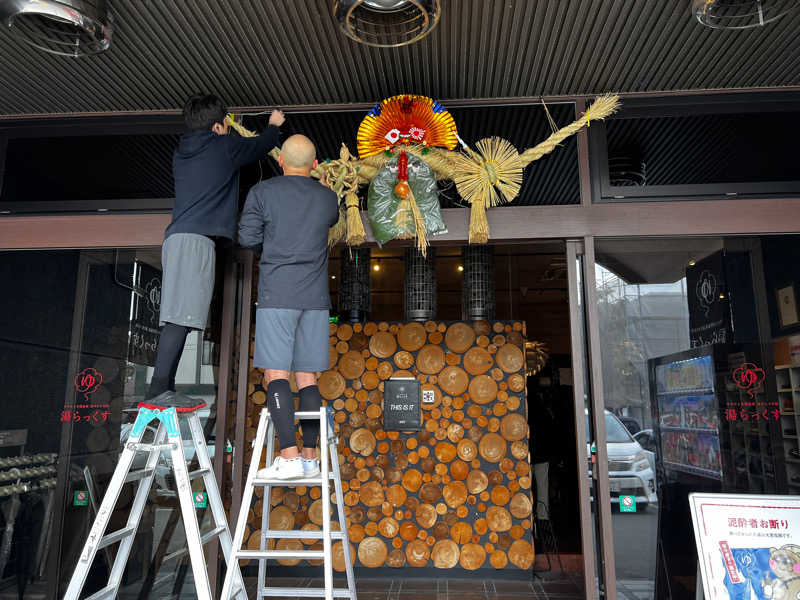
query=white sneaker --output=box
[257,456,303,480]
[302,458,320,478]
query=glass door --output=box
[589,236,794,600]
[0,247,236,598]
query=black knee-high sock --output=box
[167,328,191,391]
[267,379,295,450]
[147,323,190,399]
[299,385,322,449]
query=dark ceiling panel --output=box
[606,109,800,187]
[0,102,579,210]
[0,1,798,116]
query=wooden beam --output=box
[2,196,800,250]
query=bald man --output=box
[239,134,338,480]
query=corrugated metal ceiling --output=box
[0,0,798,116]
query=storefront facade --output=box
[1,90,800,600]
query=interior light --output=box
[331,275,336,279]
[373,262,381,272]
[688,259,696,267]
[457,265,464,272]
[719,293,726,299]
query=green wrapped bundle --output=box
[367,153,447,247]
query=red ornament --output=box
[397,151,409,182]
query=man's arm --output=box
[227,110,285,170]
[238,187,267,251]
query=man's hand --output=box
[268,109,286,127]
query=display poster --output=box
[383,378,422,431]
[690,493,800,600]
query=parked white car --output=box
[587,410,658,508]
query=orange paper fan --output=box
[357,94,458,158]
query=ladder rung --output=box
[253,473,334,486]
[259,530,345,540]
[237,549,324,560]
[98,526,135,549]
[84,584,116,600]
[130,443,174,452]
[124,468,154,483]
[189,467,210,480]
[163,526,226,562]
[260,588,352,598]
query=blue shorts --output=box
[254,308,329,372]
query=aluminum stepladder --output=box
[63,403,247,600]
[220,407,357,600]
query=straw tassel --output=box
[407,189,428,257]
[344,191,366,246]
[468,198,490,245]
[328,205,346,247]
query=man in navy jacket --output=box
[145,94,284,409]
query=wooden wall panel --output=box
[244,320,534,571]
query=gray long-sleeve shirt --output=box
[239,175,338,310]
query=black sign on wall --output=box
[383,378,422,431]
[687,251,729,348]
[686,250,757,348]
[128,261,162,366]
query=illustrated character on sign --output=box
[763,545,800,600]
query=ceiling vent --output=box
[2,0,113,57]
[692,0,800,29]
[333,0,440,47]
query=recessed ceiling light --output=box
[457,265,464,272]
[373,263,381,272]
[331,275,336,279]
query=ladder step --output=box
[260,530,345,540]
[124,468,154,483]
[98,526,135,549]
[130,442,174,452]
[260,588,352,598]
[237,549,324,560]
[189,467,210,480]
[84,584,116,600]
[254,473,334,486]
[163,526,226,562]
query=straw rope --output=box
[225,95,621,246]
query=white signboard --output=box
[689,493,800,600]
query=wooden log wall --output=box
[243,320,535,572]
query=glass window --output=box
[594,236,798,600]
[0,248,227,598]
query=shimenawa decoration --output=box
[228,93,620,248]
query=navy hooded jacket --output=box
[165,125,280,241]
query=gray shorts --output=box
[254,308,329,372]
[159,233,216,330]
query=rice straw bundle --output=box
[452,137,523,244]
[328,205,346,247]
[344,191,366,246]
[393,189,428,256]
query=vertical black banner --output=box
[686,250,730,348]
[128,262,161,366]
